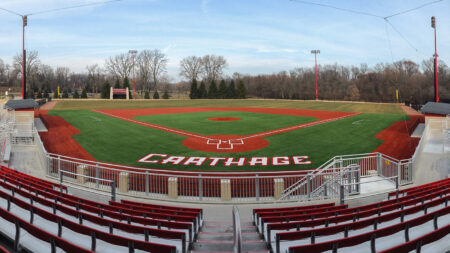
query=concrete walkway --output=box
[38,100,57,111]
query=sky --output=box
[0,0,449,81]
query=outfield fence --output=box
[2,107,418,203]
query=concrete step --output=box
[191,240,267,252]
[201,225,258,233]
[197,231,261,241]
[203,220,255,226]
[192,220,269,252]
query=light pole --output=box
[431,16,439,103]
[1,1,121,100]
[22,15,27,99]
[311,50,320,100]
[129,50,138,99]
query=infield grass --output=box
[134,111,316,135]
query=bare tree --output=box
[86,64,103,93]
[201,55,227,83]
[149,49,168,91]
[136,50,152,91]
[56,67,70,88]
[0,58,6,83]
[105,53,132,80]
[13,50,41,83]
[134,49,168,92]
[179,56,203,81]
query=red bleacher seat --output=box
[0,165,203,253]
[254,177,450,253]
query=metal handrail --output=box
[232,206,242,253]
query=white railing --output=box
[310,164,361,201]
[39,150,412,203]
[279,153,412,200]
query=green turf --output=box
[134,111,316,135]
[51,99,404,114]
[48,109,408,171]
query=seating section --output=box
[0,166,203,253]
[254,177,450,253]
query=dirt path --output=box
[37,111,95,160]
[39,100,58,111]
[400,105,422,116]
[373,105,424,159]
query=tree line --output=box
[238,59,449,105]
[189,79,246,99]
[0,49,448,104]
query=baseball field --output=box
[39,99,418,171]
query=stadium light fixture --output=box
[129,50,138,99]
[311,50,320,100]
[431,16,439,103]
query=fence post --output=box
[355,166,360,194]
[274,178,284,200]
[307,175,311,200]
[46,154,50,175]
[57,155,61,175]
[59,171,63,193]
[96,163,99,189]
[199,174,203,201]
[168,177,178,199]
[340,185,344,205]
[347,168,352,193]
[145,171,149,196]
[255,174,260,201]
[397,162,402,185]
[396,176,399,198]
[377,153,382,176]
[323,184,328,197]
[111,181,116,202]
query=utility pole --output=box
[311,50,320,100]
[431,16,439,103]
[22,15,27,99]
[129,50,138,99]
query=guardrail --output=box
[280,153,412,200]
[58,169,116,201]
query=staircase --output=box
[191,220,268,253]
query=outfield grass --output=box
[134,111,316,135]
[51,99,404,114]
[48,109,408,171]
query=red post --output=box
[22,16,25,99]
[434,22,439,103]
[132,54,135,99]
[315,53,318,100]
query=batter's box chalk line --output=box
[207,138,244,150]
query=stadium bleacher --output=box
[253,177,450,253]
[0,165,202,253]
[1,164,449,253]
